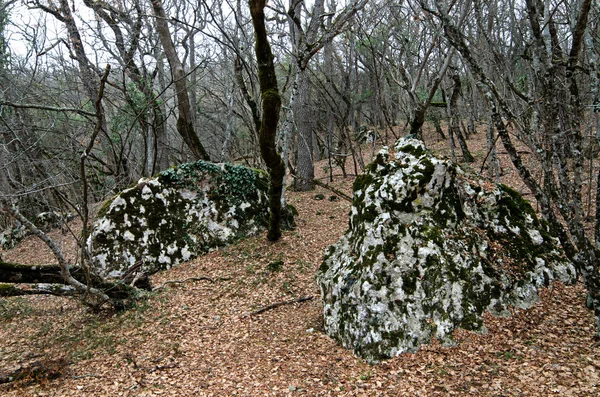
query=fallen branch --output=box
[69,372,100,380]
[3,205,112,306]
[289,172,353,202]
[245,295,313,317]
[152,276,215,291]
[311,179,353,202]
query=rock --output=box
[88,161,270,278]
[355,125,380,144]
[35,211,74,232]
[0,211,74,250]
[0,223,28,250]
[316,138,576,363]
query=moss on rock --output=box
[88,161,271,278]
[316,138,576,363]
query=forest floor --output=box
[1,127,599,396]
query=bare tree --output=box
[150,0,210,161]
[424,0,600,337]
[278,0,367,191]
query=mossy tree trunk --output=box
[249,0,286,241]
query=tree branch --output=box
[0,101,96,117]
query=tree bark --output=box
[249,0,286,241]
[0,283,77,297]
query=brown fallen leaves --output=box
[1,130,599,396]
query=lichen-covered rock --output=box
[0,223,28,250]
[88,161,270,278]
[317,138,576,363]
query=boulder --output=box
[0,211,75,250]
[0,223,28,250]
[317,138,576,363]
[88,161,270,278]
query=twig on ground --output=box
[70,372,100,380]
[245,295,313,317]
[147,363,178,373]
[289,172,353,202]
[152,276,216,291]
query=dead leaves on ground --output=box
[0,138,599,396]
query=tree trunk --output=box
[432,116,446,140]
[220,83,236,162]
[486,116,500,181]
[294,68,315,191]
[409,104,426,139]
[151,0,210,162]
[286,0,367,190]
[448,73,474,162]
[155,51,171,171]
[249,0,286,241]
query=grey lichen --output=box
[316,138,576,363]
[88,161,271,278]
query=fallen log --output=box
[0,358,68,384]
[0,260,151,293]
[0,261,151,304]
[0,283,77,297]
[0,260,80,284]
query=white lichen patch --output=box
[180,189,197,200]
[528,229,544,245]
[158,253,171,264]
[181,245,192,261]
[141,185,153,200]
[109,196,126,211]
[123,230,135,241]
[317,137,576,363]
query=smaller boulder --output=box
[0,223,28,250]
[88,161,270,278]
